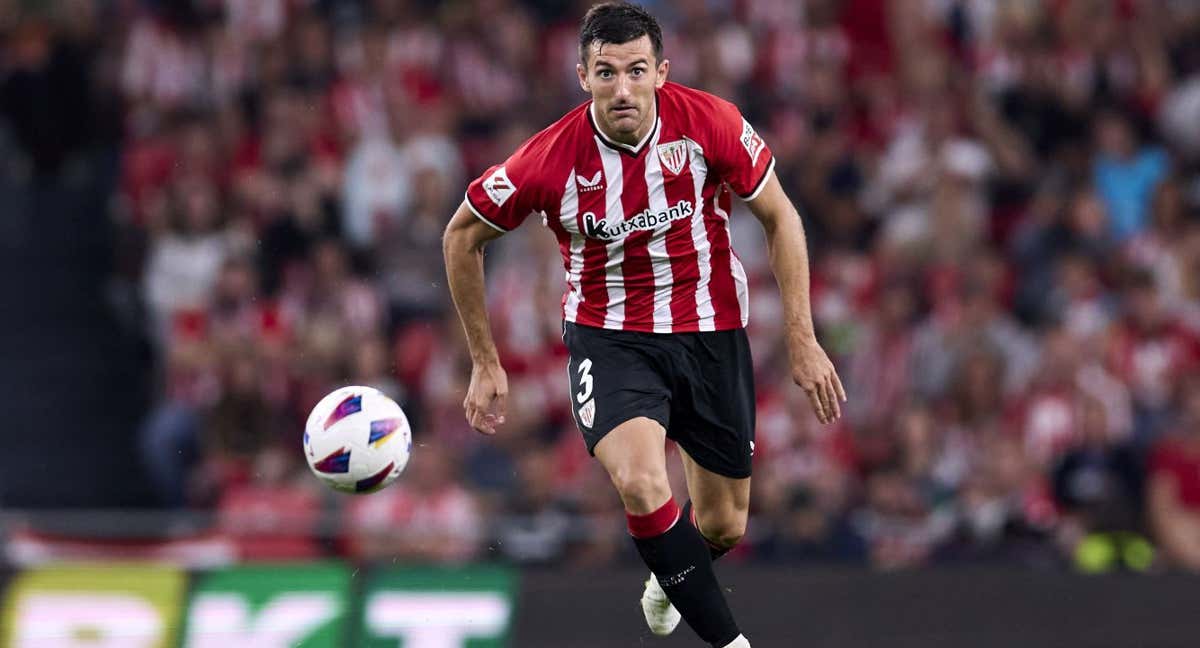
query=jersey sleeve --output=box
[704,100,776,201]
[464,138,557,232]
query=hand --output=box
[790,338,846,424]
[463,361,508,435]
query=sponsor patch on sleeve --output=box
[482,166,517,207]
[739,118,765,166]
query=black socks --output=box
[629,499,741,647]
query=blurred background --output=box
[2,0,1200,645]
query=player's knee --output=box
[610,468,670,512]
[709,518,747,548]
[698,508,748,548]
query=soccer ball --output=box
[303,386,412,494]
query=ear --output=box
[655,58,670,89]
[577,63,590,93]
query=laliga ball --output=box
[304,386,412,493]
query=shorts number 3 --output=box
[576,358,594,403]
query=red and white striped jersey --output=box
[465,82,775,333]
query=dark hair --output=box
[579,2,663,64]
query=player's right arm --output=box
[445,128,558,436]
[443,200,509,435]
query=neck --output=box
[593,100,657,147]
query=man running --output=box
[443,3,846,646]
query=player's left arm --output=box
[745,172,846,424]
[703,95,845,422]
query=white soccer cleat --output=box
[641,572,681,636]
[722,634,751,648]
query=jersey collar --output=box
[588,96,660,158]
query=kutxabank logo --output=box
[582,199,694,240]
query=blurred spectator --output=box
[754,486,865,564]
[1125,178,1192,309]
[1160,75,1200,159]
[279,238,386,379]
[949,349,1007,438]
[493,447,578,566]
[194,345,292,502]
[852,467,953,570]
[139,395,202,508]
[375,165,454,325]
[1051,395,1144,566]
[1007,327,1087,468]
[935,435,1059,567]
[342,131,411,248]
[1146,375,1200,571]
[217,447,324,561]
[142,177,231,343]
[910,265,1037,402]
[566,465,626,568]
[894,405,959,508]
[1049,253,1115,339]
[350,335,404,403]
[346,444,482,564]
[1109,269,1200,442]
[844,279,917,434]
[1091,108,1168,242]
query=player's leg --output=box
[639,325,756,645]
[564,322,746,646]
[637,447,749,639]
[679,447,751,560]
[588,415,680,635]
[593,417,744,647]
[593,416,671,513]
[669,325,757,560]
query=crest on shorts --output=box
[578,398,596,429]
[656,140,688,176]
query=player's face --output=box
[578,35,669,145]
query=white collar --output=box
[589,100,659,155]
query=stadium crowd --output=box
[6,0,1200,571]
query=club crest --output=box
[656,140,688,175]
[578,398,595,428]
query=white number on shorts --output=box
[576,358,594,404]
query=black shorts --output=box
[563,321,756,479]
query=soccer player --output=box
[443,3,845,646]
